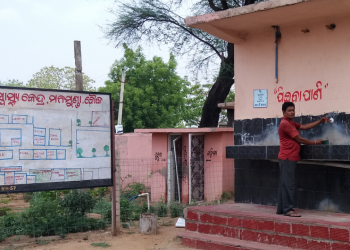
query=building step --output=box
[183,203,350,249]
[178,231,295,250]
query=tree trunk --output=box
[199,43,234,127]
[139,213,158,234]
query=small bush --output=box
[170,203,184,218]
[0,191,105,241]
[122,183,146,199]
[149,206,157,214]
[221,191,231,202]
[0,207,11,216]
[157,201,167,217]
[93,201,112,222]
[59,189,96,216]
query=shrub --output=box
[0,207,11,217]
[0,190,105,241]
[157,201,167,217]
[93,200,112,222]
[170,203,184,218]
[59,189,96,216]
[122,183,146,199]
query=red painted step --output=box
[178,231,295,250]
[183,203,350,249]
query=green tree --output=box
[0,79,25,87]
[77,119,81,126]
[27,66,95,91]
[99,45,190,132]
[103,0,263,127]
[92,148,96,157]
[77,148,83,158]
[103,145,109,156]
[182,82,234,127]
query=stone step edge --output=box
[185,209,350,229]
[185,219,350,244]
[178,230,295,250]
[184,211,350,242]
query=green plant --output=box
[23,192,33,202]
[157,201,167,217]
[93,200,111,222]
[0,197,12,204]
[90,187,109,198]
[91,242,111,248]
[0,207,11,216]
[59,189,96,216]
[3,247,19,250]
[170,203,184,218]
[35,239,51,245]
[149,206,157,214]
[12,235,21,242]
[122,182,146,200]
[221,191,231,202]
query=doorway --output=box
[189,134,205,202]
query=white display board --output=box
[253,89,268,108]
[0,87,112,193]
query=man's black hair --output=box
[282,102,295,112]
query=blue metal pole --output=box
[275,29,278,83]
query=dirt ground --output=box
[1,194,191,250]
[0,217,190,250]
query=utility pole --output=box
[74,41,83,91]
[117,70,125,125]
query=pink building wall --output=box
[118,128,234,203]
[235,15,350,120]
[115,133,152,190]
[204,132,234,202]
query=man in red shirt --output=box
[277,102,326,217]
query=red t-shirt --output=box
[278,116,301,161]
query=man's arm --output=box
[293,135,323,145]
[299,117,327,130]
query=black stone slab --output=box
[300,145,313,159]
[227,145,350,160]
[267,146,279,159]
[331,145,349,160]
[251,146,266,159]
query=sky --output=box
[0,0,192,89]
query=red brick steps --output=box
[182,203,350,249]
[178,231,294,250]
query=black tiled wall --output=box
[235,159,350,212]
[234,112,350,146]
[233,112,350,213]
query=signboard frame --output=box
[0,86,114,194]
[253,89,268,108]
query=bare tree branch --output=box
[208,0,223,11]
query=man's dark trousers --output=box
[277,159,297,214]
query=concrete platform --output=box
[180,203,350,249]
[178,231,294,250]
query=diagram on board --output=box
[0,88,112,190]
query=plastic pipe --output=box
[138,193,150,211]
[128,195,139,202]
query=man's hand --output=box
[300,117,328,130]
[319,117,328,124]
[293,135,324,145]
[315,139,323,145]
